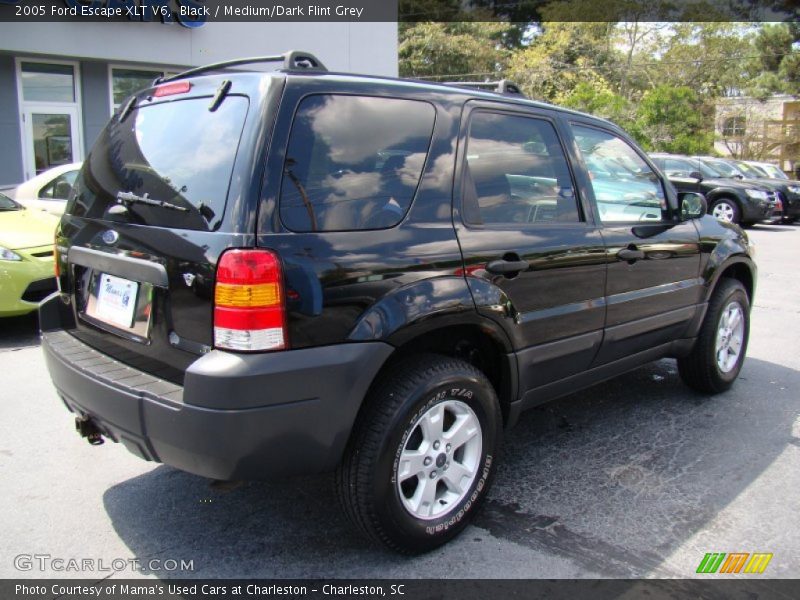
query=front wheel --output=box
[336,354,502,553]
[678,279,750,394]
[710,198,741,224]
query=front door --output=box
[568,122,702,365]
[454,103,608,393]
[22,105,81,180]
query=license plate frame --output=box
[83,271,153,342]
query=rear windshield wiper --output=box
[116,191,188,212]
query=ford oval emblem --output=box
[102,230,119,245]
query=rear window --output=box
[279,95,436,232]
[68,96,249,231]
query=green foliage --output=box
[399,22,514,79]
[398,20,796,156]
[634,86,714,154]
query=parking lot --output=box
[1,223,798,580]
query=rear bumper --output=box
[40,295,393,481]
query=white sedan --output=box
[5,163,82,216]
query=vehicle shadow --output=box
[102,357,799,578]
[0,313,40,351]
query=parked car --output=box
[721,159,800,223]
[41,52,756,553]
[0,192,59,317]
[649,154,776,226]
[743,160,788,180]
[9,162,81,216]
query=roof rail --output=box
[156,50,327,84]
[442,79,525,97]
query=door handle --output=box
[617,247,646,262]
[486,259,530,275]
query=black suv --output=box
[649,153,777,226]
[708,157,800,223]
[41,52,756,553]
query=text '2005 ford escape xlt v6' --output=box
[41,51,756,553]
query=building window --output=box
[110,67,176,111]
[20,62,75,103]
[722,116,746,137]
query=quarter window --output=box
[463,112,581,225]
[572,125,667,223]
[279,95,435,232]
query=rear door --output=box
[454,102,607,392]
[567,122,702,365]
[58,78,265,383]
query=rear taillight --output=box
[214,249,287,352]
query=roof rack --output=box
[156,50,327,84]
[442,80,525,97]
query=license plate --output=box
[93,273,139,329]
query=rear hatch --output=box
[57,74,277,384]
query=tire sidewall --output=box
[709,285,750,385]
[369,370,501,550]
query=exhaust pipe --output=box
[75,417,104,446]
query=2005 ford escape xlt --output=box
[41,51,756,553]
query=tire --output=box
[709,198,741,225]
[336,354,502,554]
[678,279,750,394]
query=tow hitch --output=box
[75,417,104,446]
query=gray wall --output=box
[0,22,398,76]
[80,61,111,152]
[0,55,23,186]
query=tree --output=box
[635,85,714,154]
[745,23,800,98]
[505,22,617,103]
[399,22,514,79]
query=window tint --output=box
[663,158,698,177]
[279,95,435,232]
[572,125,667,223]
[39,170,78,200]
[68,97,249,231]
[463,112,580,225]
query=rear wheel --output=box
[336,354,502,553]
[710,198,740,225]
[678,279,750,394]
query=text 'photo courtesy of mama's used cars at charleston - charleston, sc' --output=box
[39,50,756,553]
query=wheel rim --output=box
[715,301,745,373]
[396,400,483,520]
[712,201,735,223]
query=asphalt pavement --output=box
[1,223,798,580]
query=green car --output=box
[0,193,60,317]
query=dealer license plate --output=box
[92,273,139,329]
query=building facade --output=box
[714,95,800,174]
[0,21,398,186]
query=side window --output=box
[39,170,78,200]
[464,112,581,225]
[572,125,667,223]
[664,158,696,178]
[279,95,435,232]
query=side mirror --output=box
[689,171,703,182]
[679,192,707,220]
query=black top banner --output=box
[0,0,796,23]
